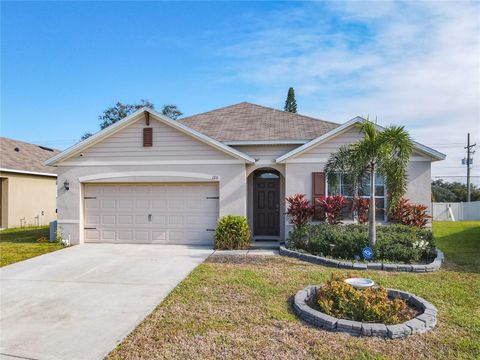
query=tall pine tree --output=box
[284,87,297,113]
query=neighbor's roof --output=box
[0,137,59,176]
[177,102,340,142]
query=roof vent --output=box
[14,147,20,152]
[38,145,54,152]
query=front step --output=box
[249,241,282,249]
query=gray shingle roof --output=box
[177,102,339,142]
[0,137,60,175]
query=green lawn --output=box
[433,221,480,272]
[0,226,64,267]
[108,221,480,360]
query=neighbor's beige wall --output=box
[0,171,57,228]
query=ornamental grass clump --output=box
[315,274,416,324]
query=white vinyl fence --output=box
[432,201,480,221]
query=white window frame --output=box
[325,173,388,223]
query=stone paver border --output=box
[294,285,437,339]
[280,246,444,272]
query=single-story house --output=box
[1,137,59,229]
[45,102,445,245]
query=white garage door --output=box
[84,183,219,244]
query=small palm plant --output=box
[324,119,413,246]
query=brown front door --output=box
[253,171,280,236]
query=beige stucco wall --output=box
[0,171,57,228]
[233,145,292,240]
[405,161,432,213]
[54,114,251,244]
[52,118,436,244]
[56,163,247,245]
[286,161,432,204]
[284,152,434,237]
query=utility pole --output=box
[465,133,476,202]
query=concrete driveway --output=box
[0,244,213,360]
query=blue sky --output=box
[1,1,479,180]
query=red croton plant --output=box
[390,197,431,228]
[352,196,369,224]
[319,195,346,224]
[286,194,314,229]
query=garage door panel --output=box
[101,215,116,225]
[152,231,166,241]
[85,230,100,241]
[134,231,149,242]
[152,199,167,209]
[134,215,149,225]
[85,186,103,197]
[102,231,116,240]
[85,199,100,209]
[84,183,218,245]
[101,199,116,209]
[186,215,202,225]
[134,186,152,195]
[85,215,100,225]
[151,215,166,225]
[168,199,184,210]
[102,186,118,196]
[118,199,133,209]
[134,199,149,209]
[118,231,133,241]
[168,215,184,225]
[118,215,133,225]
[187,199,202,209]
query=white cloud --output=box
[215,0,480,179]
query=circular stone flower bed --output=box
[294,285,438,339]
[280,246,444,272]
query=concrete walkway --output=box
[212,249,279,256]
[0,244,213,360]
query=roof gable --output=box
[177,102,339,142]
[276,117,446,163]
[45,108,255,166]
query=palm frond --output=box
[377,126,413,213]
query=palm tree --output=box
[324,120,413,246]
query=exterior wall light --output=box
[64,179,70,191]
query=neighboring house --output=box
[0,137,59,229]
[45,102,445,245]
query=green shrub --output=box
[288,223,435,263]
[376,225,436,263]
[316,274,415,324]
[214,215,250,250]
